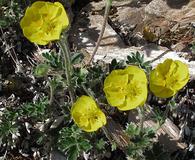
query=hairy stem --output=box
[87,0,112,65]
[139,106,145,136]
[49,83,54,105]
[58,33,75,104]
[148,49,171,63]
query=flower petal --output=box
[20,1,69,45]
[71,96,106,132]
[149,59,189,98]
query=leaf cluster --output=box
[0,0,23,27]
[126,52,152,73]
[0,108,19,147]
[125,123,155,160]
[19,97,49,121]
[57,125,92,160]
[0,98,49,148]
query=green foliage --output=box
[125,123,155,160]
[57,125,92,160]
[0,108,19,146]
[71,52,84,65]
[111,142,117,151]
[86,62,107,90]
[126,52,152,73]
[0,0,23,27]
[151,107,166,126]
[42,51,84,70]
[109,58,125,71]
[19,98,49,121]
[42,52,63,69]
[191,43,195,54]
[144,142,170,160]
[34,63,49,77]
[50,75,66,90]
[0,97,49,148]
[168,98,177,111]
[96,138,106,151]
[72,67,88,87]
[72,60,108,99]
[125,122,140,136]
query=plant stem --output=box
[87,0,112,65]
[139,105,145,136]
[49,83,54,105]
[148,49,171,63]
[58,33,75,105]
[81,84,95,99]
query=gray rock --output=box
[50,150,66,160]
[69,1,126,54]
[145,0,169,17]
[69,0,195,77]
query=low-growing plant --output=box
[125,123,155,159]
[0,0,23,27]
[58,125,92,160]
[0,0,191,159]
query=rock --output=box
[69,1,126,54]
[94,44,195,78]
[50,150,66,160]
[108,0,195,47]
[70,0,195,77]
[145,0,169,17]
[109,1,148,46]
[144,0,195,48]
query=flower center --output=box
[126,82,142,99]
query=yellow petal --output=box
[86,111,106,132]
[105,90,126,106]
[150,59,189,98]
[104,66,148,111]
[54,2,69,28]
[125,65,147,83]
[150,84,175,98]
[39,2,59,21]
[20,1,69,45]
[156,59,174,76]
[42,23,62,41]
[150,69,166,87]
[71,96,106,132]
[104,69,128,106]
[23,27,49,45]
[118,83,147,111]
[174,60,189,82]
[104,69,128,88]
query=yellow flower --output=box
[104,66,148,111]
[20,1,69,45]
[149,59,189,98]
[71,96,107,132]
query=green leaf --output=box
[125,123,140,137]
[67,146,79,160]
[109,59,125,71]
[71,52,84,64]
[79,139,92,151]
[126,52,152,73]
[125,122,156,159]
[111,142,117,151]
[34,63,49,77]
[42,51,63,69]
[96,138,106,150]
[58,125,92,159]
[19,98,48,121]
[0,19,7,27]
[191,43,195,54]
